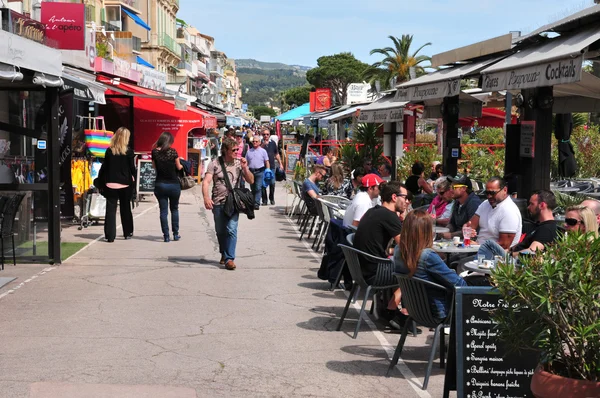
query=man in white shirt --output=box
[468,176,522,249]
[343,173,384,228]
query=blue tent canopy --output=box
[122,8,151,31]
[136,55,154,69]
[276,103,311,122]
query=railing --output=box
[159,32,181,57]
[132,36,141,52]
[106,0,141,10]
[102,21,121,32]
[177,61,192,72]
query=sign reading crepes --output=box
[41,2,85,50]
[482,55,583,91]
[395,79,460,102]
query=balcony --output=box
[177,61,192,73]
[159,33,181,57]
[132,36,141,52]
[85,4,96,23]
[102,21,121,32]
[105,0,141,14]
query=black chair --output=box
[386,274,453,390]
[337,244,399,339]
[0,194,25,270]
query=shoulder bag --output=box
[218,157,254,219]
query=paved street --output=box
[0,184,447,398]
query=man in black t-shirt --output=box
[354,182,410,281]
[478,189,558,259]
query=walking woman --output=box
[152,132,183,242]
[103,127,135,242]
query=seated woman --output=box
[405,161,433,196]
[394,209,467,320]
[323,163,347,196]
[564,205,599,238]
[426,178,454,227]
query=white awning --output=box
[422,92,483,119]
[395,57,504,102]
[62,66,107,104]
[358,94,406,123]
[321,104,362,122]
[480,25,600,91]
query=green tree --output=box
[251,105,277,119]
[363,35,433,90]
[306,53,369,105]
[282,85,312,108]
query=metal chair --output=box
[337,244,399,339]
[313,199,334,252]
[346,233,354,246]
[288,180,303,218]
[0,194,25,270]
[321,195,351,209]
[386,274,454,390]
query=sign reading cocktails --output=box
[41,2,85,50]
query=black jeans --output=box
[261,167,276,204]
[104,185,134,241]
[154,182,181,237]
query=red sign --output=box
[41,2,85,50]
[315,88,332,112]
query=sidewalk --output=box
[0,184,447,398]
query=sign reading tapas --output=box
[41,2,85,50]
[395,79,460,102]
[482,55,583,91]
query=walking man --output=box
[261,128,282,205]
[202,137,254,270]
[246,135,269,210]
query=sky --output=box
[179,0,595,67]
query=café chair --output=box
[0,194,26,270]
[329,232,355,292]
[337,244,399,339]
[386,274,453,390]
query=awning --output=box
[226,116,242,127]
[516,5,600,43]
[480,25,600,91]
[122,8,151,31]
[358,94,406,123]
[395,57,504,102]
[421,92,483,119]
[321,105,360,122]
[62,66,107,104]
[136,55,154,69]
[275,103,311,121]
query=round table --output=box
[463,260,494,275]
[433,242,480,255]
[434,226,450,234]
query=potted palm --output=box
[491,232,600,398]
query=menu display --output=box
[456,287,538,398]
[137,160,156,192]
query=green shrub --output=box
[397,145,441,182]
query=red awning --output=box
[101,80,216,156]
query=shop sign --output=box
[346,83,370,104]
[0,8,46,44]
[94,56,140,83]
[204,116,217,129]
[358,108,404,124]
[482,55,583,91]
[395,79,460,102]
[41,3,85,50]
[314,88,331,112]
[134,64,167,92]
[0,29,62,76]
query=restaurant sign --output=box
[0,8,45,44]
[395,79,460,102]
[41,2,85,50]
[358,107,404,124]
[481,55,583,91]
[0,29,62,76]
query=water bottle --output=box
[429,207,437,227]
[462,225,471,246]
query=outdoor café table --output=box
[463,259,494,275]
[433,241,480,268]
[434,226,450,234]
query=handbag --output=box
[179,174,196,190]
[84,117,114,158]
[218,157,254,218]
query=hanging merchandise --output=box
[83,116,114,158]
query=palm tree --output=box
[363,35,433,91]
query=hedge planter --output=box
[531,366,600,398]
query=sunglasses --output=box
[564,218,582,226]
[484,189,501,197]
[452,184,467,188]
[438,190,447,195]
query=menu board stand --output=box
[455,286,538,398]
[136,159,156,200]
[187,148,202,183]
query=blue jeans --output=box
[478,239,507,260]
[212,204,239,261]
[154,182,181,237]
[251,170,264,206]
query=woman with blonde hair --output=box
[101,127,135,242]
[394,209,467,320]
[323,163,347,196]
[564,205,599,238]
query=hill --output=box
[234,59,310,106]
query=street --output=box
[0,185,446,398]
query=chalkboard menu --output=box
[137,160,156,192]
[286,153,299,173]
[286,144,302,153]
[456,287,538,398]
[187,149,201,183]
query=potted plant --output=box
[491,232,600,398]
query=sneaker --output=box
[262,202,268,206]
[164,236,170,243]
[173,235,181,241]
[225,260,236,270]
[270,200,275,205]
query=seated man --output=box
[343,173,383,228]
[468,176,522,250]
[354,182,410,327]
[301,165,327,214]
[478,189,558,259]
[442,176,481,239]
[581,199,600,226]
[427,178,454,227]
[378,163,392,182]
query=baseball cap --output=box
[447,175,472,190]
[235,130,243,136]
[361,173,384,188]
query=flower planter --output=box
[531,366,600,398]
